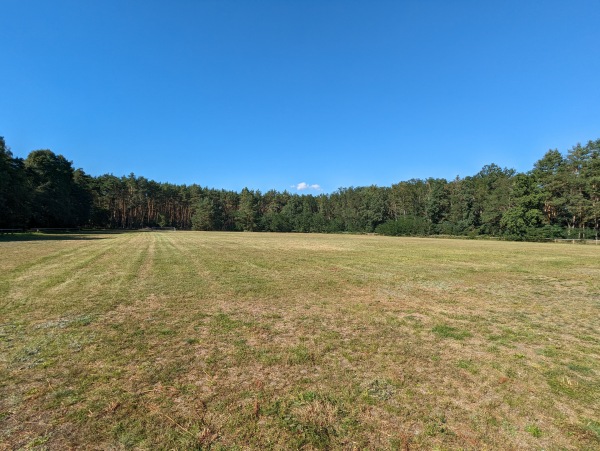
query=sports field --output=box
[1,231,599,449]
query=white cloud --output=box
[292,182,322,191]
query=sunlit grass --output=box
[1,231,599,449]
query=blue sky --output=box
[2,1,599,193]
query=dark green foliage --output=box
[236,188,258,231]
[192,197,218,231]
[473,164,516,235]
[24,150,88,227]
[425,178,449,225]
[0,137,30,228]
[2,136,600,241]
[375,216,428,236]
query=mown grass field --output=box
[1,231,599,450]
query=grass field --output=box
[1,231,599,450]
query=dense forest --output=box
[1,136,599,241]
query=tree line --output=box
[1,136,599,240]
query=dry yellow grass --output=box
[1,231,599,449]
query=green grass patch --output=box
[432,324,472,340]
[525,424,542,438]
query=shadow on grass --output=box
[0,230,130,242]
